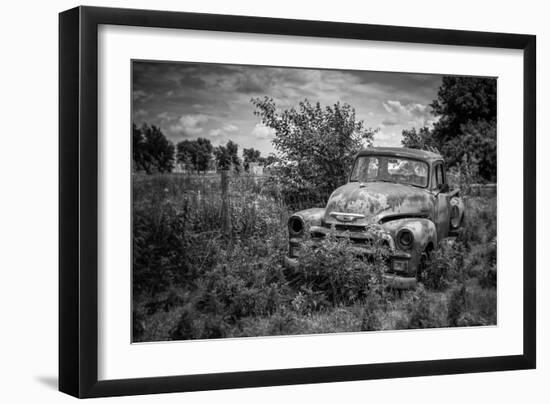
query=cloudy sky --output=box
[132,61,442,156]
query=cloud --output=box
[132,109,148,125]
[374,130,402,147]
[382,100,410,115]
[223,123,239,132]
[170,114,209,135]
[251,123,275,139]
[234,73,267,93]
[206,123,239,138]
[209,128,223,137]
[132,61,443,155]
[380,100,435,129]
[381,118,399,127]
[382,100,432,118]
[408,103,429,117]
[132,90,152,103]
[157,112,170,121]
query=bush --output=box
[252,98,376,204]
[420,196,497,292]
[291,232,389,307]
[421,240,464,290]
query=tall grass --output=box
[133,173,497,342]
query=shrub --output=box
[457,197,497,248]
[421,240,464,290]
[291,232,389,306]
[252,98,376,204]
[420,195,497,292]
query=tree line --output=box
[132,124,267,174]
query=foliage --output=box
[251,97,377,199]
[446,282,497,327]
[419,196,497,290]
[132,123,175,174]
[431,76,496,137]
[291,233,389,307]
[401,76,497,182]
[214,140,241,172]
[258,153,279,167]
[132,174,497,342]
[176,137,213,172]
[243,147,262,171]
[401,126,437,150]
[420,240,464,290]
[402,284,443,329]
[454,120,497,182]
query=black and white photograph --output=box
[1,0,544,401]
[131,61,497,342]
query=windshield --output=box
[350,155,429,187]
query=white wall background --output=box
[0,0,546,402]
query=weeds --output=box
[133,173,497,342]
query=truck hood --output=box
[324,181,433,225]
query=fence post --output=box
[220,169,231,237]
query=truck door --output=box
[432,162,450,242]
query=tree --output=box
[263,153,279,167]
[176,138,213,173]
[401,76,496,182]
[176,140,198,171]
[226,140,241,172]
[214,140,241,172]
[431,76,496,141]
[213,145,231,170]
[132,123,175,174]
[251,97,376,195]
[243,147,261,171]
[133,123,149,172]
[450,120,497,181]
[401,126,437,150]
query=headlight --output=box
[396,228,414,250]
[288,215,304,236]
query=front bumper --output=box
[382,274,417,289]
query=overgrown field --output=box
[132,173,497,342]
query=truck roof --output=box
[357,147,443,163]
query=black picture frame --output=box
[59,6,536,398]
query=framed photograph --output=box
[59,6,536,398]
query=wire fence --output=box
[133,171,333,242]
[133,170,495,242]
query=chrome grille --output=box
[321,223,366,232]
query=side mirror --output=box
[438,183,450,193]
